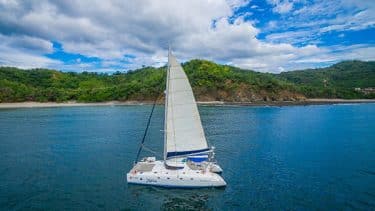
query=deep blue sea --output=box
[0,104,374,210]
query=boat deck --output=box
[186,161,206,170]
[127,160,226,188]
[132,163,155,172]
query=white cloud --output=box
[263,0,375,50]
[0,0,373,73]
[265,30,317,45]
[0,34,60,68]
[226,0,251,9]
[290,44,375,70]
[0,45,61,69]
[267,0,296,14]
[319,10,375,33]
[283,1,373,33]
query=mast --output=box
[163,46,171,160]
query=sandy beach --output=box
[0,99,374,109]
[0,101,148,109]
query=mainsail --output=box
[164,51,209,160]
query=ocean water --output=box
[0,104,374,210]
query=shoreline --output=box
[198,99,375,107]
[0,99,374,109]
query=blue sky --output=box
[0,0,374,73]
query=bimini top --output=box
[164,51,209,159]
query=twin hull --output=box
[126,160,226,188]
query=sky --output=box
[0,0,374,73]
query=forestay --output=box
[165,52,209,159]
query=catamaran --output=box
[126,49,226,188]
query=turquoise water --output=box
[0,104,374,210]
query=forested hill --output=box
[277,60,375,99]
[0,60,374,103]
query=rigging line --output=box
[134,92,162,164]
[142,145,163,160]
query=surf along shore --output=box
[0,99,374,109]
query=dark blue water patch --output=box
[0,104,374,210]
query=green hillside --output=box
[182,60,301,101]
[0,66,165,102]
[0,60,374,103]
[277,60,375,99]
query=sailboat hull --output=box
[126,160,226,188]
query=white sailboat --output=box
[126,49,226,188]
